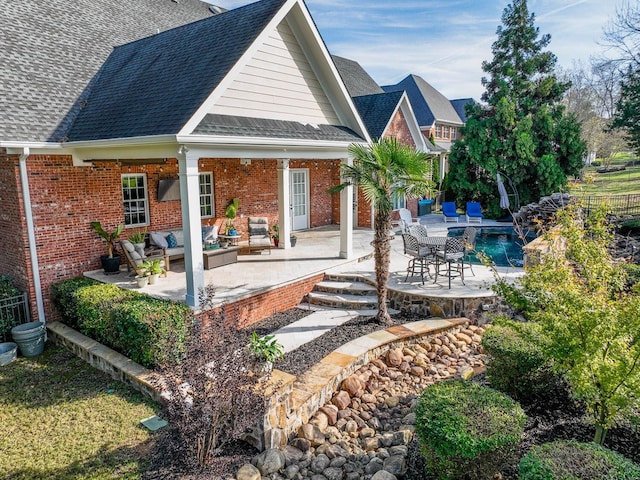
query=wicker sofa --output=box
[149,226,219,271]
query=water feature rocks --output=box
[240,323,486,480]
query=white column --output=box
[277,159,291,248]
[339,156,354,259]
[177,146,204,308]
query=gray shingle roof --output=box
[352,92,404,140]
[1,0,214,143]
[67,0,287,142]
[332,55,384,98]
[383,74,463,127]
[192,114,364,143]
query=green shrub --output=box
[520,440,640,479]
[51,277,192,368]
[415,380,526,480]
[0,275,20,299]
[0,275,22,342]
[482,318,557,402]
[109,298,191,367]
[51,276,101,329]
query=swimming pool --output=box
[447,226,535,267]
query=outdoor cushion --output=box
[202,226,219,243]
[150,232,169,248]
[121,239,136,253]
[171,229,184,247]
[166,233,178,248]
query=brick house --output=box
[0,0,372,320]
[383,74,474,182]
[332,56,433,227]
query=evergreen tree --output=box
[612,67,640,157]
[448,0,584,216]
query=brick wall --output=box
[386,109,417,148]
[0,151,32,307]
[1,154,341,320]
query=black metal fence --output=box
[0,292,31,342]
[576,194,640,216]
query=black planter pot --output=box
[100,254,121,275]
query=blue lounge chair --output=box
[441,202,460,223]
[466,202,483,224]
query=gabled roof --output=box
[352,92,404,140]
[68,0,287,142]
[450,98,475,123]
[1,0,213,143]
[332,55,384,97]
[383,74,463,127]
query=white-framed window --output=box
[451,127,457,140]
[199,172,215,218]
[122,173,149,227]
[435,124,442,139]
[443,126,450,139]
[391,190,406,210]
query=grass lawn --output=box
[570,165,640,196]
[0,345,159,479]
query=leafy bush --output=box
[0,275,22,342]
[623,264,640,291]
[51,276,101,329]
[109,298,191,367]
[619,219,640,236]
[51,277,191,368]
[415,380,526,480]
[520,440,640,479]
[0,275,20,299]
[482,317,557,402]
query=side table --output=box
[220,234,241,246]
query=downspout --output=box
[18,148,46,323]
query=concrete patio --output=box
[85,213,524,312]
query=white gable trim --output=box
[179,0,369,143]
[388,92,428,152]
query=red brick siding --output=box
[385,109,416,148]
[214,273,324,329]
[0,151,32,310]
[1,154,341,320]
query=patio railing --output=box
[0,292,31,342]
[575,194,640,216]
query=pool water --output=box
[447,226,535,267]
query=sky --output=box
[209,0,624,101]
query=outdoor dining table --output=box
[417,235,448,252]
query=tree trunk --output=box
[373,210,392,325]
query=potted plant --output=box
[225,198,239,235]
[128,228,146,256]
[141,258,165,285]
[290,233,297,247]
[271,224,280,247]
[247,331,284,380]
[91,221,124,274]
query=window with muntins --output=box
[391,190,406,210]
[122,174,149,227]
[199,172,214,218]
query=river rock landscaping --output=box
[236,323,486,480]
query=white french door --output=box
[290,169,309,231]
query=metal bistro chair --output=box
[402,233,434,285]
[461,226,478,276]
[434,237,466,289]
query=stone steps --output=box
[313,280,377,296]
[306,291,378,310]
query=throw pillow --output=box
[150,232,169,249]
[166,233,178,248]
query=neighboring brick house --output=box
[332,56,432,227]
[0,0,370,320]
[383,74,474,181]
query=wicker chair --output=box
[434,237,465,288]
[402,233,435,284]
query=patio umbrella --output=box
[497,173,509,209]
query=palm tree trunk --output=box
[373,210,393,324]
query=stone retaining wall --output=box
[250,318,469,451]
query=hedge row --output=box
[52,277,192,368]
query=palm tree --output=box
[331,138,433,324]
